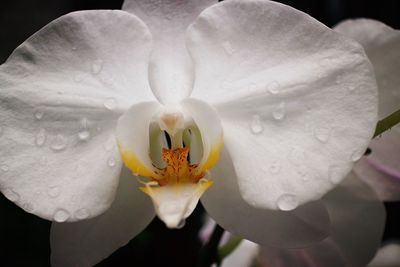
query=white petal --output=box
[116,101,162,177]
[187,0,378,209]
[354,129,400,201]
[335,19,400,118]
[50,167,155,267]
[122,0,216,104]
[201,148,331,248]
[367,243,400,267]
[0,10,154,221]
[141,179,212,228]
[180,98,223,173]
[260,173,385,267]
[334,19,400,201]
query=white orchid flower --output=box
[334,19,400,201]
[0,0,379,266]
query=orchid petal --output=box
[201,147,331,248]
[180,98,223,173]
[334,19,400,118]
[354,130,400,201]
[260,173,385,267]
[116,101,162,177]
[187,0,378,209]
[0,10,154,221]
[50,167,155,267]
[122,0,217,104]
[334,19,400,201]
[367,243,400,267]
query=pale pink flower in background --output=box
[335,19,400,201]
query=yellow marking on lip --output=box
[197,135,223,174]
[118,143,156,178]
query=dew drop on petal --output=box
[53,209,70,223]
[34,111,44,120]
[35,128,47,147]
[3,188,20,202]
[1,164,9,172]
[277,194,298,211]
[269,160,281,174]
[91,59,103,75]
[71,46,77,51]
[47,186,61,198]
[250,114,264,134]
[108,157,116,167]
[350,150,363,162]
[75,208,89,220]
[78,130,91,141]
[272,102,286,121]
[22,203,34,213]
[313,126,331,143]
[176,219,186,229]
[267,81,280,94]
[51,134,68,152]
[103,97,117,110]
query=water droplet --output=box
[176,219,186,229]
[75,208,89,220]
[53,209,70,222]
[269,160,281,174]
[78,130,91,141]
[1,164,9,172]
[108,157,116,167]
[313,126,331,143]
[103,98,117,110]
[328,165,343,184]
[91,59,103,75]
[350,150,363,162]
[34,111,44,120]
[47,186,61,198]
[222,41,235,55]
[272,102,286,121]
[3,188,20,202]
[277,194,298,211]
[51,134,67,151]
[22,203,34,213]
[267,81,280,94]
[250,115,264,134]
[71,46,77,51]
[35,128,47,147]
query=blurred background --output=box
[0,0,399,266]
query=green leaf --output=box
[374,109,400,138]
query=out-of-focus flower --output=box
[244,173,385,267]
[367,243,400,267]
[335,19,400,201]
[199,218,260,267]
[0,0,380,266]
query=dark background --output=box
[0,0,399,266]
